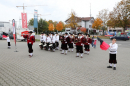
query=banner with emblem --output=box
[21,13,28,28]
[34,10,38,28]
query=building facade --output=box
[0,21,12,33]
[65,17,94,34]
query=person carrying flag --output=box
[97,37,118,70]
[23,31,35,57]
[107,39,118,70]
[5,35,11,49]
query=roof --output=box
[65,17,94,22]
[80,17,94,21]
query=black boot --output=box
[113,67,116,70]
[107,66,112,68]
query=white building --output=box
[65,17,94,34]
[0,21,12,33]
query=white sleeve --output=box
[109,44,118,51]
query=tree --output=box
[65,11,81,29]
[92,18,103,30]
[28,18,34,26]
[97,9,109,35]
[107,0,130,32]
[56,22,63,31]
[48,23,54,31]
[29,18,48,34]
[97,9,109,27]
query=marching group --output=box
[4,31,118,70]
[39,32,97,58]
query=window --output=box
[89,25,92,28]
[0,23,4,27]
[121,35,125,37]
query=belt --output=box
[110,51,116,52]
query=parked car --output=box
[0,33,2,40]
[8,32,14,39]
[110,35,129,41]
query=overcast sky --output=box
[0,0,122,25]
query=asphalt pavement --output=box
[0,39,130,86]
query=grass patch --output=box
[90,36,110,39]
[35,39,40,41]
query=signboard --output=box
[21,13,27,28]
[34,10,38,28]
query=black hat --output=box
[51,33,54,35]
[65,33,68,35]
[78,33,81,35]
[86,34,90,37]
[69,33,72,35]
[47,34,49,36]
[28,31,33,33]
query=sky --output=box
[0,0,122,26]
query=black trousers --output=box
[62,43,68,50]
[52,43,55,49]
[8,42,10,46]
[76,46,83,53]
[46,43,50,50]
[84,45,90,51]
[68,43,73,48]
[109,54,117,64]
[55,42,59,47]
[41,42,45,45]
[28,43,33,53]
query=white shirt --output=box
[40,35,44,42]
[51,36,55,43]
[5,37,10,42]
[43,35,46,42]
[109,43,118,54]
[46,36,51,43]
[78,36,82,39]
[55,35,59,42]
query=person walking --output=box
[23,31,35,57]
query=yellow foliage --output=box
[48,23,54,31]
[92,18,103,30]
[66,11,81,29]
[56,22,63,31]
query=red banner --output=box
[21,13,27,28]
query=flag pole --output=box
[13,19,18,52]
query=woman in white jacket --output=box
[107,39,118,70]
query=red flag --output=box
[12,19,16,45]
[97,37,110,50]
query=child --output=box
[5,35,11,49]
[93,39,97,48]
[107,39,118,70]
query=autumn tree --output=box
[56,22,63,31]
[65,10,81,30]
[92,18,103,30]
[48,23,54,31]
[107,0,130,32]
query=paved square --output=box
[0,40,130,86]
